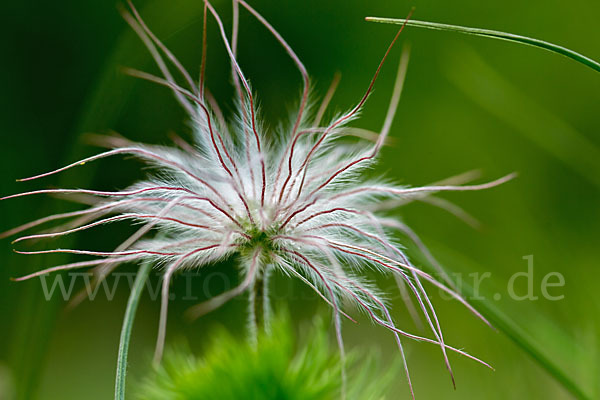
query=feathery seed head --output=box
[2,1,514,398]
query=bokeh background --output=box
[1,0,599,399]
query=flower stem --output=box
[115,261,152,400]
[248,266,270,345]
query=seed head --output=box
[2,1,513,398]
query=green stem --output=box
[255,272,265,332]
[365,17,600,73]
[248,267,270,345]
[261,268,272,334]
[247,278,258,347]
[114,261,152,400]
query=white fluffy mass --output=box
[2,1,514,398]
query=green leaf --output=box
[365,17,600,73]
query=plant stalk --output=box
[248,266,270,345]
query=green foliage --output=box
[135,316,397,400]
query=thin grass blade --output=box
[365,17,600,73]
[115,261,152,400]
[412,239,593,400]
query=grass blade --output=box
[115,261,152,400]
[365,17,600,73]
[413,239,593,400]
[463,288,591,400]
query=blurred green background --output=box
[1,0,599,399]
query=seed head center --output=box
[242,224,279,254]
